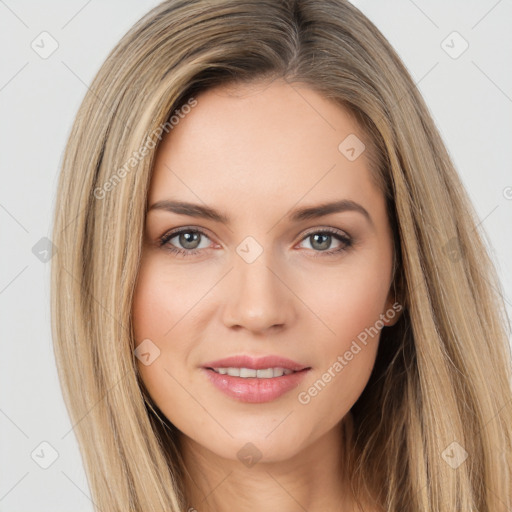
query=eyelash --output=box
[158,227,353,259]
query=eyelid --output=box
[298,225,350,240]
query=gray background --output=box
[1,0,511,510]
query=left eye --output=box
[296,229,352,256]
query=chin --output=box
[221,435,306,464]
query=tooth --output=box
[256,368,274,378]
[240,368,257,378]
[212,367,296,378]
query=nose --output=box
[221,249,295,334]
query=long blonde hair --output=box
[51,0,512,510]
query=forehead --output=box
[148,79,382,217]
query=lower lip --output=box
[202,368,310,403]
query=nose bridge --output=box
[221,239,293,332]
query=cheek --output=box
[131,275,165,343]
[131,262,191,399]
[293,253,390,425]
[131,257,207,342]
[295,310,381,439]
[296,255,391,342]
[131,258,217,432]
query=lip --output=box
[201,355,311,404]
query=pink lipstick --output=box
[201,355,311,403]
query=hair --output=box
[50,0,512,510]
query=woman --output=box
[51,0,512,510]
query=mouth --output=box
[206,366,302,378]
[201,355,311,403]
[202,354,309,373]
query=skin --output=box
[131,78,400,512]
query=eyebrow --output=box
[148,199,373,226]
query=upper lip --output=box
[202,355,310,372]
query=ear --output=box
[381,289,403,327]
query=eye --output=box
[159,228,212,257]
[297,228,353,257]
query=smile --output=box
[209,367,295,378]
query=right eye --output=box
[159,228,213,257]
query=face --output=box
[131,78,399,464]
